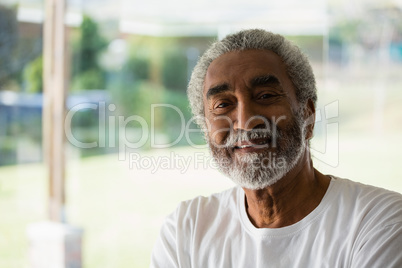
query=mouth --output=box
[233,138,270,150]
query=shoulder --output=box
[156,187,240,254]
[151,187,241,267]
[331,177,402,267]
[331,176,402,225]
[172,187,240,223]
[332,176,402,206]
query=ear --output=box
[303,99,315,140]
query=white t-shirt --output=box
[151,177,402,267]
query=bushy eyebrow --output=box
[251,75,281,89]
[206,83,230,100]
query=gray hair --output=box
[187,29,317,130]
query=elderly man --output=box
[151,29,402,267]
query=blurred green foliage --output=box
[71,15,107,90]
[72,69,105,91]
[110,80,199,146]
[107,34,203,146]
[161,47,188,91]
[0,4,19,89]
[118,36,189,90]
[329,19,360,44]
[23,56,43,93]
[123,54,151,81]
[0,137,17,166]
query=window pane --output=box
[1,0,401,267]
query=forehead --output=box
[204,49,297,100]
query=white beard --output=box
[208,108,306,190]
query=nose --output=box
[234,101,266,131]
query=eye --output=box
[216,102,230,108]
[210,96,234,114]
[259,93,275,99]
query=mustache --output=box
[223,128,275,148]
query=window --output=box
[1,0,401,267]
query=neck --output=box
[242,149,330,228]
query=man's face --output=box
[203,49,309,189]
